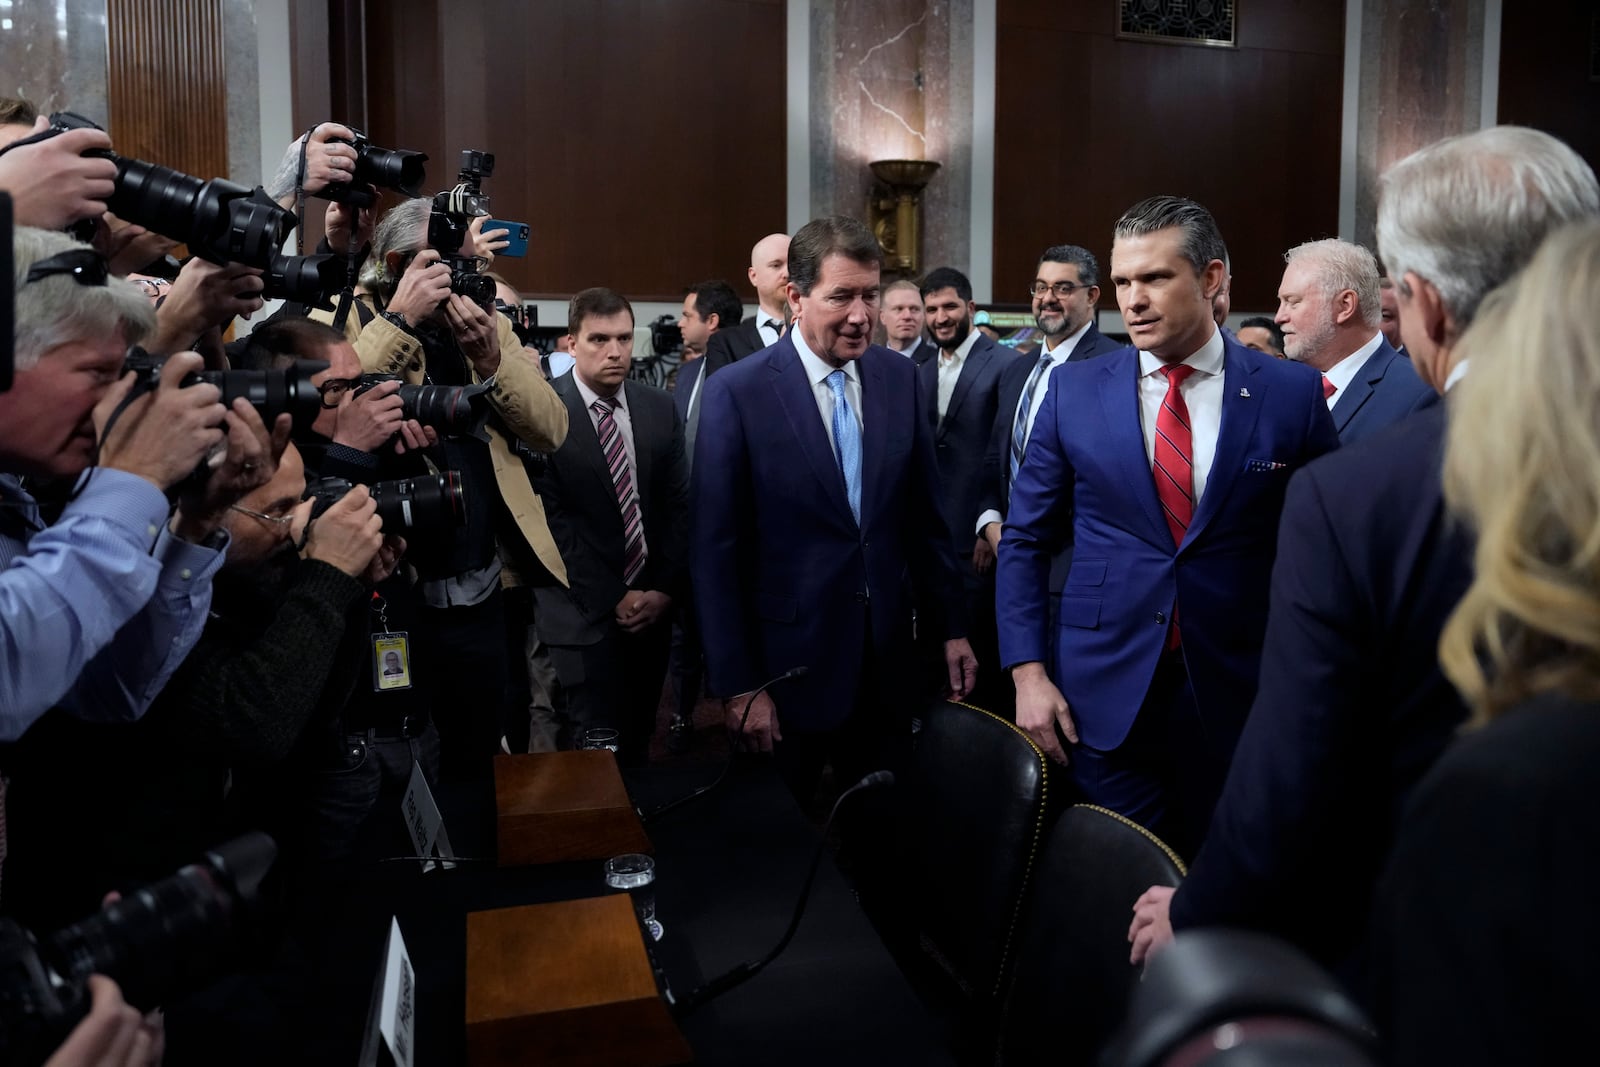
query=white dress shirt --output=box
[889,337,922,358]
[756,310,785,349]
[1444,358,1469,392]
[936,328,982,419]
[1323,331,1384,408]
[792,327,862,461]
[973,322,1092,535]
[1138,327,1225,506]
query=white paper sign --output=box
[402,759,456,872]
[377,918,416,1067]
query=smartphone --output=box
[484,219,530,258]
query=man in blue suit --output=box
[996,196,1340,857]
[1126,126,1600,978]
[692,215,976,802]
[1274,239,1435,444]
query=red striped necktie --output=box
[1153,364,1197,548]
[592,397,647,585]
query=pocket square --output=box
[1244,458,1291,472]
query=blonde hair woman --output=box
[1376,220,1600,1066]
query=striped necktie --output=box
[592,397,647,584]
[1009,351,1054,497]
[1153,364,1197,547]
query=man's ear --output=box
[1200,259,1227,302]
[706,313,721,332]
[1403,272,1452,348]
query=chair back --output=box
[902,701,1052,1006]
[997,803,1186,1067]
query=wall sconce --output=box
[867,159,941,276]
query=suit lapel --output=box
[1330,342,1392,433]
[1183,343,1264,549]
[1065,323,1102,361]
[860,352,888,526]
[1099,352,1171,547]
[769,339,855,524]
[624,381,656,519]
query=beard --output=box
[936,317,972,350]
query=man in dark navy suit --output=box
[701,232,789,379]
[996,198,1340,858]
[1128,126,1600,979]
[976,245,1123,656]
[880,279,935,364]
[692,215,976,803]
[1275,239,1435,444]
[915,267,1017,708]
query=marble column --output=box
[809,0,974,280]
[1349,0,1498,252]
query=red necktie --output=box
[1153,365,1196,651]
[1153,364,1197,547]
[1322,374,1337,400]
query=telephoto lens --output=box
[0,833,279,1067]
[305,472,467,535]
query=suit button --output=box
[1154,610,1166,624]
[854,592,868,604]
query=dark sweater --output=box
[1,556,366,929]
[1374,692,1600,1066]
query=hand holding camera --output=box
[93,353,226,492]
[445,292,500,377]
[324,196,375,257]
[172,399,293,542]
[301,485,384,577]
[146,258,266,355]
[40,975,161,1067]
[331,377,406,452]
[388,248,453,327]
[0,117,117,228]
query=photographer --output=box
[0,228,285,740]
[313,196,570,778]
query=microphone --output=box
[672,769,896,1018]
[642,665,809,825]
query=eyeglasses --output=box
[229,503,294,528]
[1028,280,1095,299]
[316,375,364,409]
[25,250,109,287]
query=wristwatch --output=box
[380,309,416,335]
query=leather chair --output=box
[1106,929,1379,1067]
[896,701,1052,1016]
[996,804,1186,1067]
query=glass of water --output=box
[605,853,663,941]
[580,727,621,753]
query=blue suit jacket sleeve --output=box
[1170,464,1362,934]
[689,369,761,698]
[994,370,1075,668]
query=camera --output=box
[122,347,328,434]
[0,112,342,307]
[317,129,427,210]
[353,373,493,439]
[649,314,683,359]
[305,471,467,535]
[0,833,277,1066]
[428,149,497,304]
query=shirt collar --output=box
[1323,332,1385,395]
[792,326,861,387]
[888,337,921,356]
[1138,325,1225,379]
[941,327,982,364]
[1444,358,1470,392]
[1042,318,1092,363]
[759,309,786,333]
[574,373,627,413]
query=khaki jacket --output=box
[311,302,570,586]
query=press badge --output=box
[371,592,413,692]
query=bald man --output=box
[703,232,789,378]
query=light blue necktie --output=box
[1009,351,1053,499]
[826,369,863,525]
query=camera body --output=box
[0,112,344,307]
[319,129,427,209]
[305,471,467,535]
[353,373,493,440]
[428,149,497,304]
[122,347,328,434]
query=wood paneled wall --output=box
[1498,0,1600,176]
[993,0,1346,311]
[107,0,230,185]
[295,0,787,302]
